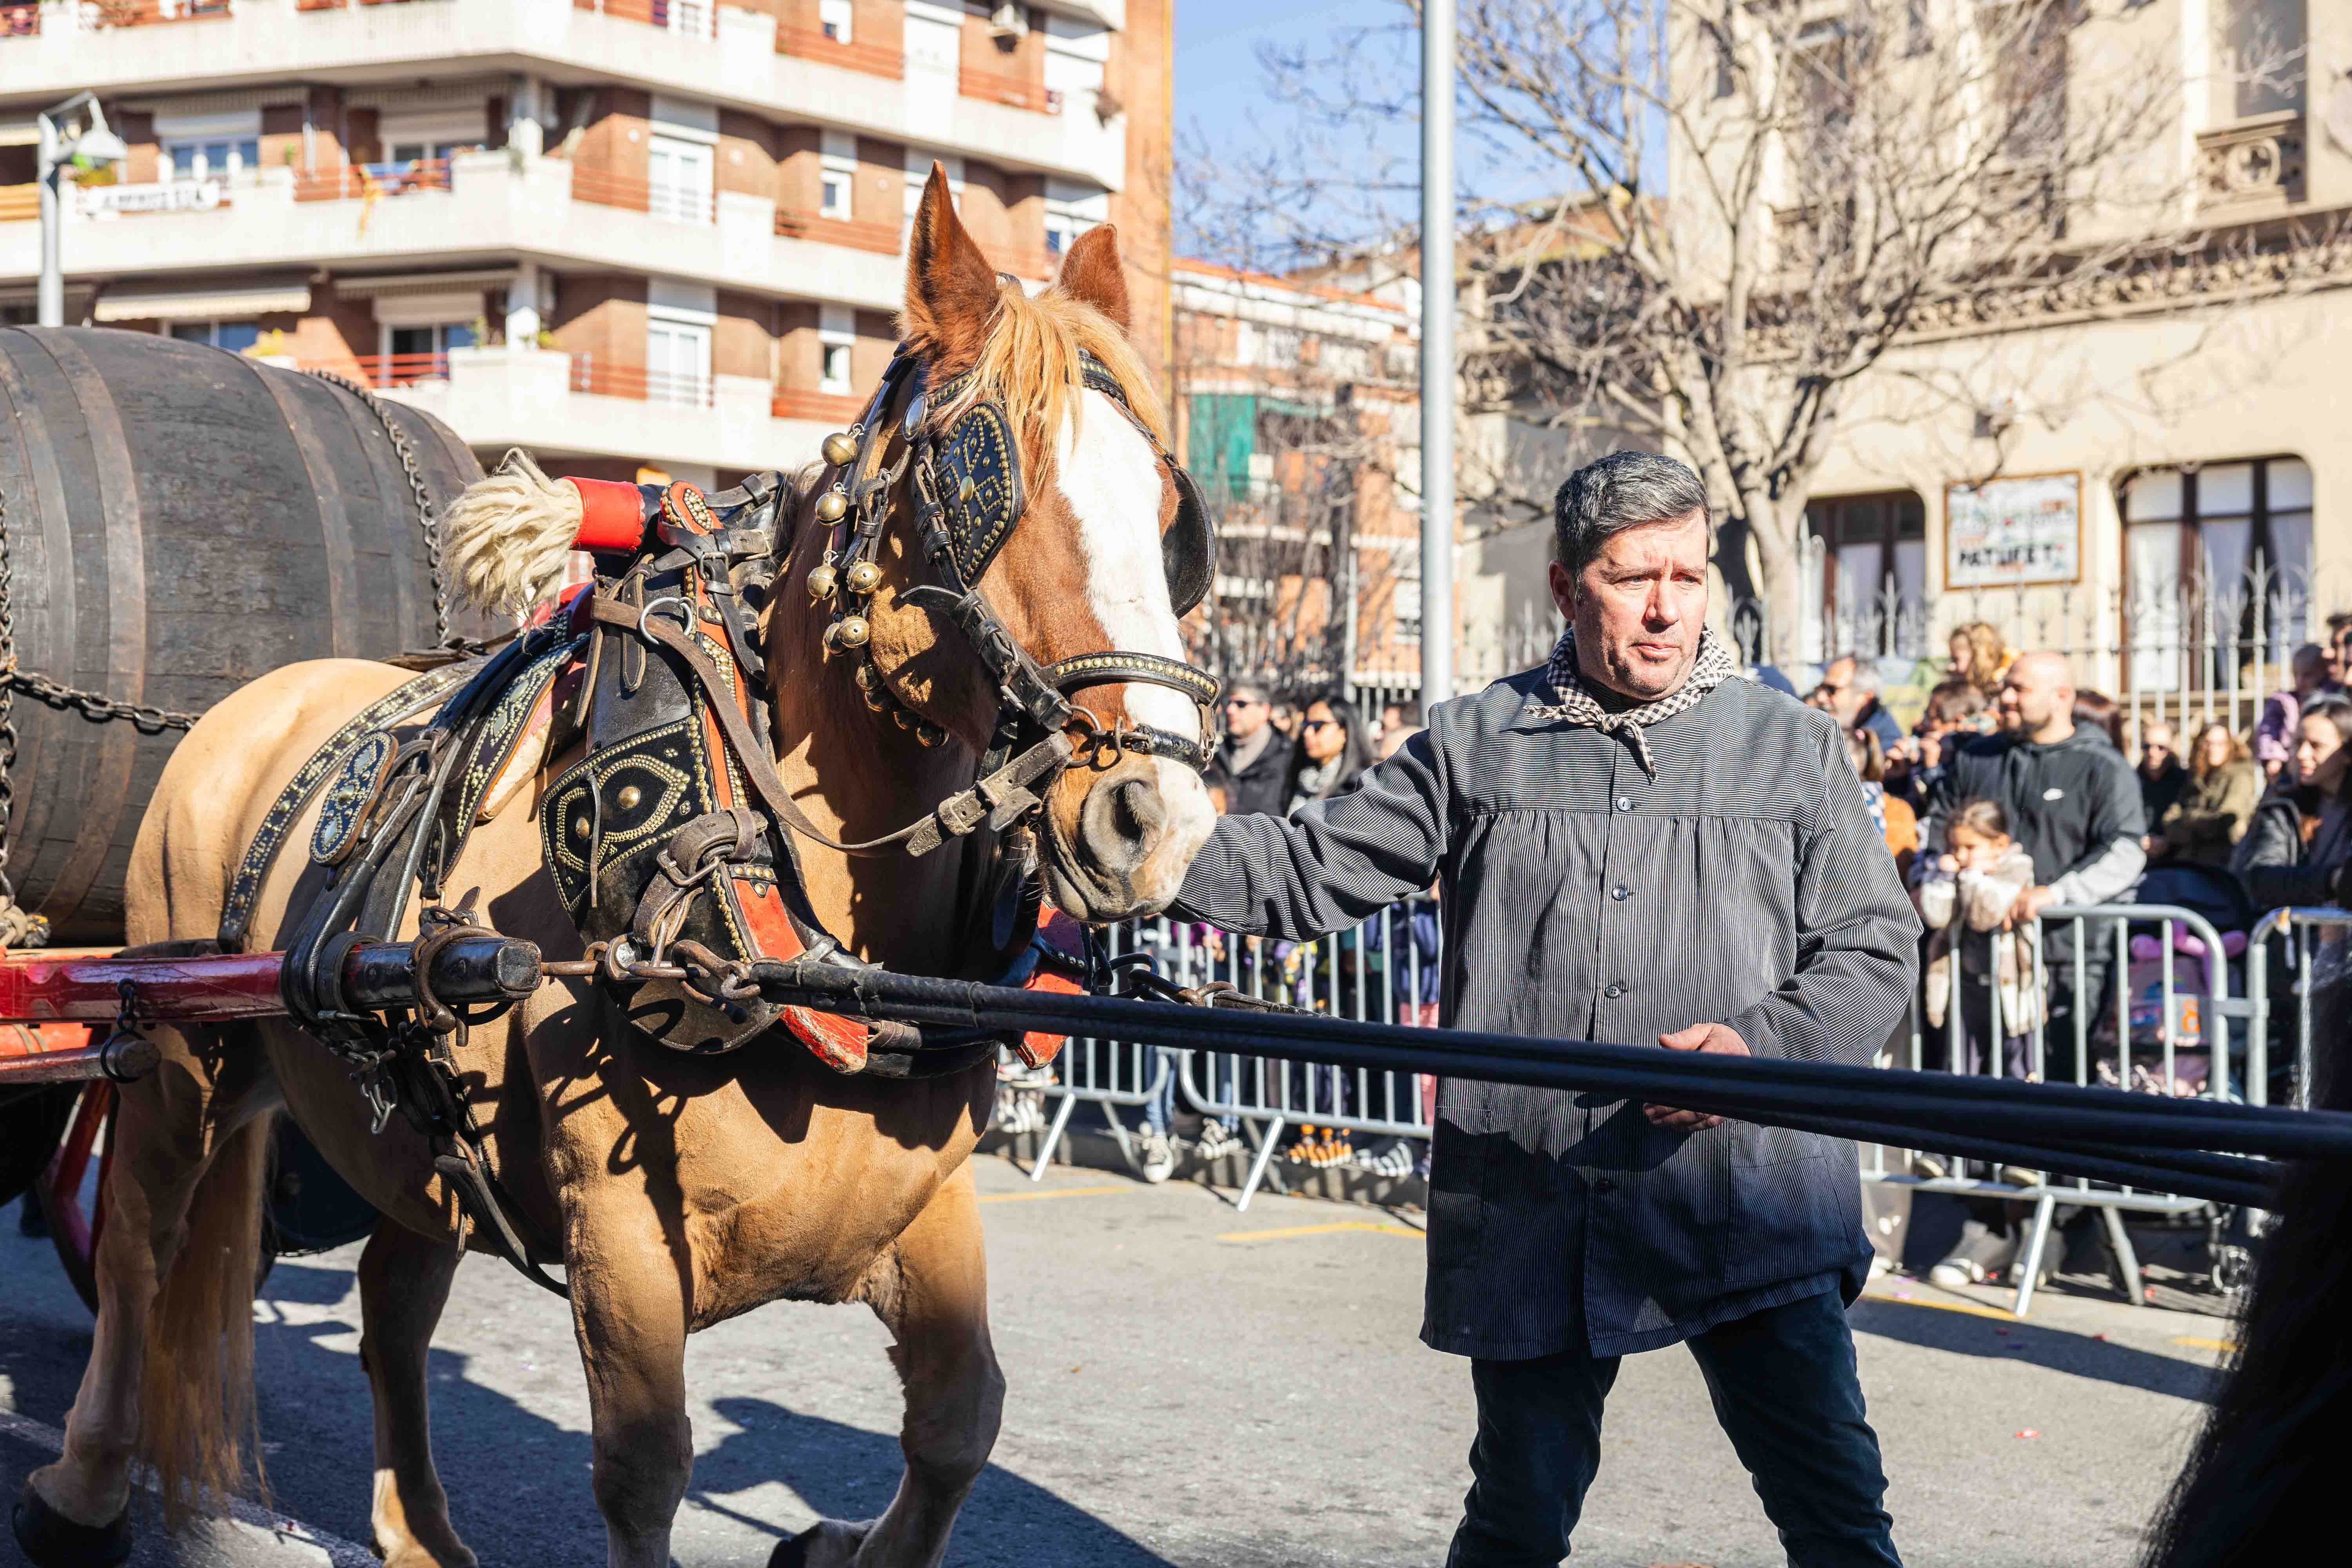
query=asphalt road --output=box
[2,1157,2232,1568]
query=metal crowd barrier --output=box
[2246,907,2352,1111]
[1008,902,1442,1207]
[1868,902,2258,1316]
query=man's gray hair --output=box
[1833,654,1882,696]
[1552,451,1711,575]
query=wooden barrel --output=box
[0,326,486,945]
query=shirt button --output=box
[1611,885,1631,901]
[1614,796,1633,812]
[1604,983,1624,999]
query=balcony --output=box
[2198,113,2305,217]
[958,67,1059,116]
[355,348,842,473]
[570,166,716,226]
[775,24,902,79]
[0,185,34,222]
[771,387,864,423]
[571,0,713,40]
[569,355,713,407]
[80,0,232,26]
[773,208,901,256]
[292,160,451,201]
[307,352,454,389]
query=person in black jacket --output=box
[1205,679,1296,818]
[2237,690,2352,911]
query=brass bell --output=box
[813,488,849,524]
[862,686,890,713]
[915,722,947,748]
[822,430,859,466]
[835,614,871,649]
[844,559,882,595]
[853,661,882,691]
[891,707,916,731]
[805,562,838,599]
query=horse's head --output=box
[797,166,1217,922]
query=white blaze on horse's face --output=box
[1049,387,1217,912]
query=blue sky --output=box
[1173,0,1364,147]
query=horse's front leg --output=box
[777,1161,1004,1568]
[567,1198,695,1568]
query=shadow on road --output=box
[1850,1298,2220,1402]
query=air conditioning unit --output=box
[988,3,1027,40]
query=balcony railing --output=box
[297,1,436,9]
[773,209,902,256]
[568,165,715,225]
[301,353,452,388]
[291,160,451,202]
[572,0,713,39]
[775,24,904,79]
[771,387,866,423]
[82,0,232,26]
[998,245,1055,281]
[0,184,35,222]
[2,3,40,37]
[570,355,713,408]
[958,67,1059,115]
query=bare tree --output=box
[1194,0,2329,663]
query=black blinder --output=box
[1163,464,1215,619]
[935,399,1026,587]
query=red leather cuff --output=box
[564,477,651,554]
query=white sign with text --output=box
[1944,473,2081,588]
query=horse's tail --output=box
[137,1091,274,1529]
[443,446,581,615]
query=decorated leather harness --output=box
[220,345,1221,1287]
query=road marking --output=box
[1858,1290,2019,1323]
[1218,1221,1425,1242]
[2170,1336,2238,1352]
[977,1184,1134,1204]
[0,1407,376,1567]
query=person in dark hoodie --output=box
[1205,679,1297,818]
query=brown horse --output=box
[20,168,1214,1568]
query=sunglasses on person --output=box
[1302,718,1340,733]
[1224,696,1267,710]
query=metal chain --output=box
[302,367,452,647]
[0,476,37,948]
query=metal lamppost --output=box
[1419,0,1455,707]
[36,93,129,328]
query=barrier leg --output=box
[1234,1115,1287,1212]
[2100,1205,2145,1309]
[2011,1194,2058,1318]
[1027,1091,1080,1181]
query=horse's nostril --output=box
[1111,777,1164,842]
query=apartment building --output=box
[1170,256,1437,693]
[0,0,1172,490]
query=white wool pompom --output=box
[441,448,584,615]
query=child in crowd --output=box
[1914,798,2046,1076]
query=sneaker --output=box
[1287,1125,1321,1164]
[1192,1121,1241,1161]
[1135,1129,1176,1184]
[1357,1140,1417,1179]
[1928,1219,2011,1288]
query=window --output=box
[1044,179,1105,265]
[819,0,853,42]
[1804,492,1926,657]
[820,136,856,220]
[165,138,260,184]
[818,304,855,395]
[645,318,711,406]
[2214,0,2305,122]
[2123,456,2314,687]
[170,320,261,352]
[387,322,474,357]
[647,134,714,225]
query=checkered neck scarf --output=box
[1531,625,1737,779]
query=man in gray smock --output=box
[1170,452,1920,1566]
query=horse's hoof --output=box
[11,1481,132,1568]
[768,1520,866,1568]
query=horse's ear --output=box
[1053,224,1129,335]
[901,163,999,374]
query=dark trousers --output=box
[1445,1291,1900,1568]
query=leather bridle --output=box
[787,344,1223,860]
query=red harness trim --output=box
[564,477,653,555]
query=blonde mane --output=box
[922,282,1169,451]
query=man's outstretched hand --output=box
[1645,1022,1750,1131]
